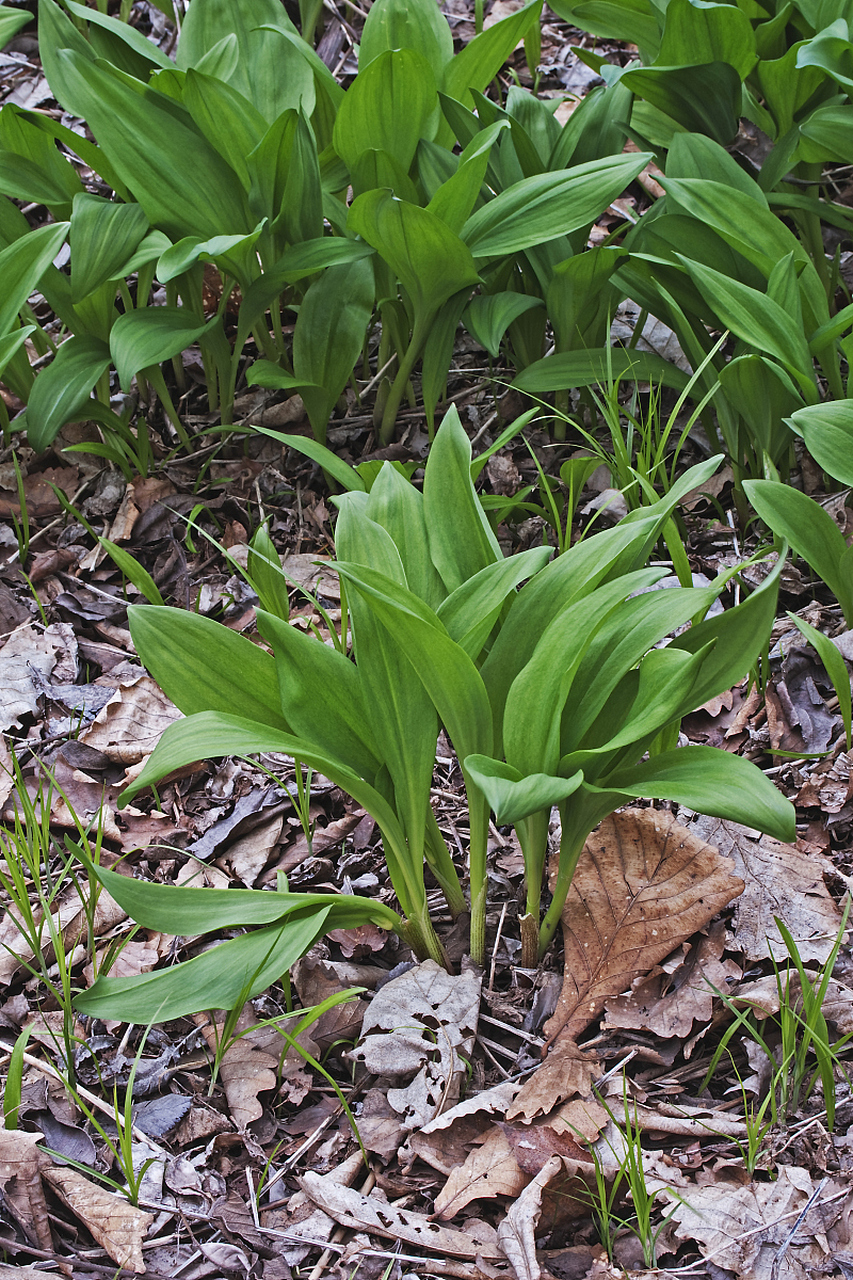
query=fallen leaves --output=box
[544,808,745,1043]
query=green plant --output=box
[704,897,853,1129]
[0,754,110,1089]
[117,408,794,971]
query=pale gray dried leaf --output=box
[300,1170,503,1259]
[350,959,481,1129]
[43,1163,153,1274]
[496,1153,565,1280]
[133,1094,193,1138]
[79,673,182,764]
[0,1129,53,1253]
[0,624,62,730]
[687,815,843,963]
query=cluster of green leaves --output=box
[514,0,853,479]
[93,408,794,1020]
[0,0,662,457]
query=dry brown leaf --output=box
[544,809,744,1044]
[79,673,182,764]
[434,1127,528,1219]
[193,1007,278,1129]
[43,1164,153,1274]
[0,623,71,731]
[0,1130,53,1255]
[301,1169,503,1259]
[404,1079,522,1173]
[686,815,844,963]
[83,937,159,988]
[661,1167,851,1279]
[603,919,741,1039]
[350,959,481,1129]
[0,735,14,808]
[496,1153,565,1280]
[223,812,283,885]
[506,1039,600,1123]
[0,880,125,985]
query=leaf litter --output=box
[2,10,853,1280]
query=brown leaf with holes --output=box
[43,1164,153,1273]
[0,1130,54,1256]
[433,1127,529,1219]
[497,1154,565,1280]
[193,1007,278,1130]
[545,808,744,1045]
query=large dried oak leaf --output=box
[545,808,744,1044]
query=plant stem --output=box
[378,316,430,445]
[538,825,589,958]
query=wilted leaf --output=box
[661,1166,852,1280]
[79,673,183,764]
[602,920,741,1040]
[0,1130,53,1254]
[496,1153,565,1280]
[301,1169,503,1258]
[192,1007,278,1130]
[434,1127,528,1219]
[506,1039,600,1123]
[687,814,844,963]
[349,959,481,1128]
[544,809,744,1043]
[405,1078,522,1173]
[43,1164,153,1274]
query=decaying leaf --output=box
[349,959,481,1129]
[544,809,744,1044]
[496,1153,565,1280]
[79,672,183,764]
[405,1079,523,1173]
[506,1039,600,1123]
[43,1163,153,1274]
[0,1129,53,1256]
[434,1127,529,1219]
[300,1168,504,1259]
[687,815,843,963]
[661,1167,852,1279]
[0,623,76,732]
[603,920,741,1041]
[193,1007,278,1130]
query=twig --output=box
[770,1176,828,1280]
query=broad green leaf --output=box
[25,335,111,453]
[335,562,494,767]
[545,0,660,60]
[464,291,543,358]
[51,51,251,241]
[786,401,853,484]
[257,608,384,778]
[69,193,149,300]
[796,18,853,93]
[247,525,291,620]
[549,78,633,170]
[183,69,268,188]
[437,547,554,659]
[334,49,438,174]
[0,151,78,213]
[75,914,332,1021]
[718,354,803,462]
[177,0,318,121]
[0,6,32,48]
[513,347,691,393]
[461,153,650,257]
[0,221,68,336]
[292,257,374,443]
[562,586,721,752]
[110,307,216,391]
[656,0,757,78]
[744,480,853,624]
[364,463,446,610]
[62,0,173,71]
[127,604,289,730]
[669,553,785,705]
[788,611,852,750]
[245,361,319,396]
[427,121,508,234]
[621,62,742,146]
[675,255,816,388]
[348,190,480,321]
[351,149,420,203]
[0,326,35,380]
[83,862,401,935]
[156,226,265,285]
[596,745,795,842]
[442,0,543,108]
[666,132,764,198]
[799,104,853,163]
[547,246,625,351]
[359,0,454,74]
[423,404,502,593]
[464,754,583,825]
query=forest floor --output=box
[3,3,853,1279]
